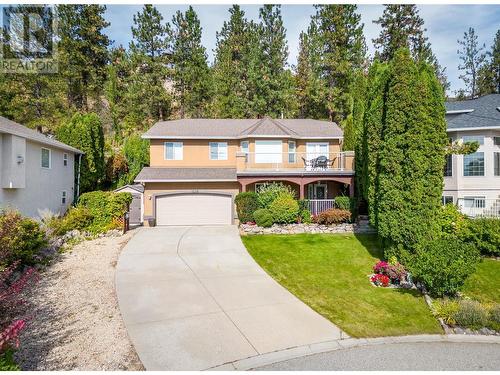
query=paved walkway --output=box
[116,226,343,370]
[256,342,500,370]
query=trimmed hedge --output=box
[461,218,500,256]
[269,194,300,224]
[235,192,259,223]
[253,209,273,228]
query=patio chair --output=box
[314,155,329,170]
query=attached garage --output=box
[155,192,233,226]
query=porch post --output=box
[348,179,354,197]
[241,182,247,192]
[299,180,305,199]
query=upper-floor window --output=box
[462,135,484,145]
[164,142,183,160]
[41,148,51,169]
[63,153,68,166]
[444,154,453,177]
[209,142,228,160]
[62,191,67,204]
[494,137,500,146]
[494,152,500,176]
[240,141,249,154]
[463,152,484,176]
[288,141,296,163]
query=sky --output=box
[104,4,499,95]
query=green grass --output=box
[242,233,442,338]
[463,258,500,305]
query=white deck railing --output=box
[307,199,336,215]
[457,198,500,218]
[243,152,354,172]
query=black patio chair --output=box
[314,155,328,170]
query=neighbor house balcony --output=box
[236,151,355,175]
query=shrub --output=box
[488,304,500,331]
[0,210,47,266]
[453,300,489,329]
[313,208,351,225]
[335,196,351,211]
[235,192,259,223]
[299,209,312,224]
[461,218,500,256]
[77,191,132,234]
[438,204,468,238]
[50,207,94,236]
[257,182,296,209]
[373,260,407,284]
[268,194,300,224]
[409,238,480,297]
[0,348,19,371]
[370,274,390,287]
[432,299,460,325]
[253,209,273,228]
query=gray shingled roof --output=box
[135,167,237,182]
[445,94,500,130]
[0,116,83,154]
[142,118,343,139]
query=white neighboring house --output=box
[443,94,500,217]
[0,116,83,218]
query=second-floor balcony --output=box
[237,151,355,174]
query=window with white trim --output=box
[463,152,484,176]
[462,135,484,145]
[463,196,485,208]
[41,148,51,169]
[62,191,67,204]
[442,196,453,205]
[494,137,500,146]
[209,142,228,160]
[63,153,68,166]
[288,141,296,163]
[494,152,500,176]
[444,154,452,177]
[240,141,249,153]
[164,142,183,160]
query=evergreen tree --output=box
[457,27,487,99]
[367,49,447,255]
[129,4,172,122]
[211,5,257,118]
[477,29,500,95]
[169,6,211,118]
[57,5,110,111]
[56,113,106,193]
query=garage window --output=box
[209,142,228,160]
[165,142,183,160]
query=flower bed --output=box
[369,259,415,289]
[240,222,376,235]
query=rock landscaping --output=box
[240,222,376,235]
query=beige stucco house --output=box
[0,116,83,218]
[444,94,500,217]
[135,118,355,226]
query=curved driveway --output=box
[116,226,343,370]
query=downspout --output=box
[76,153,82,201]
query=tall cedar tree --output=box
[457,27,487,99]
[129,5,171,123]
[477,30,500,96]
[211,6,257,118]
[372,49,447,255]
[56,113,105,193]
[169,6,211,118]
[313,5,365,123]
[57,5,110,111]
[372,5,449,92]
[252,5,292,117]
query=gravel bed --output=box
[15,230,144,370]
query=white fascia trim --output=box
[447,126,500,132]
[143,135,344,140]
[135,179,237,183]
[446,109,474,114]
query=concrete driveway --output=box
[116,226,343,370]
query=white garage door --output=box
[156,193,233,226]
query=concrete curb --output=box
[207,334,500,371]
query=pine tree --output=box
[57,5,110,111]
[129,4,172,123]
[169,6,211,118]
[477,29,500,96]
[211,5,257,118]
[457,27,487,99]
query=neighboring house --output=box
[444,94,500,217]
[135,118,354,226]
[0,116,83,218]
[114,184,144,224]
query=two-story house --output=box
[135,118,354,226]
[444,94,500,217]
[0,116,83,218]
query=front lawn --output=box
[242,233,442,338]
[463,258,500,304]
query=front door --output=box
[307,183,327,199]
